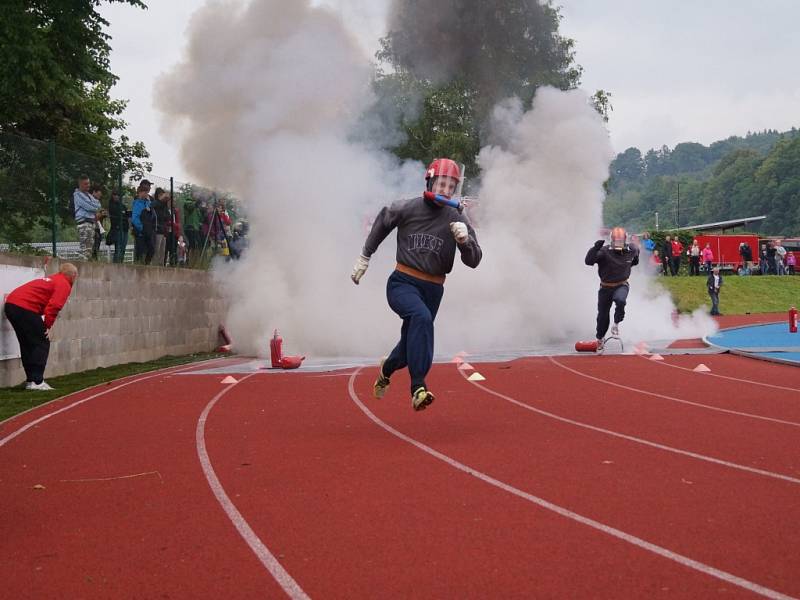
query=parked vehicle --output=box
[692,234,760,273]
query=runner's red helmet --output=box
[425,158,461,197]
[610,227,627,251]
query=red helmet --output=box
[610,227,627,250]
[426,158,461,185]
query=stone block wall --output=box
[0,254,227,388]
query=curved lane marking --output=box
[0,358,231,448]
[550,356,800,429]
[457,362,800,484]
[636,353,800,394]
[196,373,310,600]
[347,368,794,600]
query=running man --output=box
[351,158,482,411]
[585,227,639,350]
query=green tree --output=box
[608,147,644,188]
[0,0,150,174]
[0,0,150,245]
[374,0,582,179]
[755,137,800,234]
[697,149,761,223]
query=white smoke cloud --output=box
[435,88,716,355]
[156,0,420,358]
[157,1,714,361]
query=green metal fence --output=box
[0,131,246,267]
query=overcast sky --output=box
[99,0,800,183]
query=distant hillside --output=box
[604,128,800,234]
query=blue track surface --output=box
[707,322,800,364]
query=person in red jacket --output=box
[3,262,78,390]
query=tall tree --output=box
[0,0,150,245]
[0,0,150,174]
[755,137,800,234]
[374,0,583,181]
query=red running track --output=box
[1,351,799,599]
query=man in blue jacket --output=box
[131,180,156,265]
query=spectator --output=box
[688,239,701,275]
[701,242,714,273]
[229,226,247,260]
[108,190,131,263]
[766,241,777,275]
[73,175,101,260]
[759,243,769,274]
[131,180,156,265]
[775,240,787,275]
[786,251,796,275]
[89,185,107,261]
[707,265,723,316]
[177,235,188,266]
[670,236,684,276]
[661,235,673,276]
[642,232,656,253]
[3,262,79,390]
[165,194,181,267]
[650,249,662,271]
[739,242,753,275]
[151,187,169,266]
[182,197,200,263]
[207,198,232,256]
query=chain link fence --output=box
[0,131,247,267]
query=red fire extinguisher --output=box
[790,307,798,333]
[270,329,283,367]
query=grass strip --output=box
[0,351,228,422]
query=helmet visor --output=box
[427,160,465,198]
[610,228,627,250]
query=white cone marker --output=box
[467,372,486,381]
[220,376,238,384]
[649,354,664,361]
[458,362,474,371]
[693,363,711,373]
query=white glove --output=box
[351,254,370,285]
[450,222,469,244]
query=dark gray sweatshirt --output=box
[585,243,639,284]
[362,196,482,277]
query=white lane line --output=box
[196,374,310,600]
[636,353,800,393]
[550,357,800,429]
[347,369,795,600]
[0,359,229,448]
[459,364,800,485]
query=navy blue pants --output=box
[596,284,629,340]
[382,271,444,395]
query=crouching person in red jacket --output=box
[4,262,78,390]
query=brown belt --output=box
[600,279,628,288]
[395,263,445,285]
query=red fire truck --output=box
[692,234,760,272]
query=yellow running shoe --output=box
[411,387,435,411]
[373,360,391,399]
